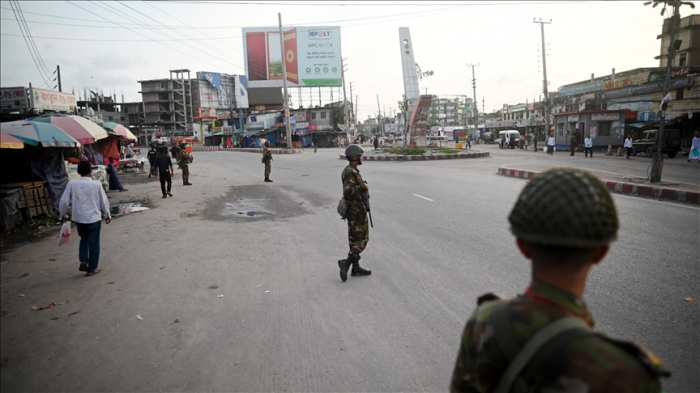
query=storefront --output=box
[554,110,626,148]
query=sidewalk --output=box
[498,164,700,204]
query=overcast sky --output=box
[1,1,695,118]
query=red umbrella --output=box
[101,122,137,141]
[30,114,96,144]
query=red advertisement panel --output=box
[284,28,298,85]
[246,32,267,81]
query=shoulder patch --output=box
[600,335,671,378]
[477,292,507,305]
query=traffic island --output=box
[192,146,304,154]
[340,149,489,161]
[497,165,700,204]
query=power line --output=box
[7,0,53,87]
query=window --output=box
[311,112,317,120]
[557,124,564,137]
[679,54,687,67]
[677,88,684,100]
[598,122,611,137]
[321,111,327,119]
[160,82,165,89]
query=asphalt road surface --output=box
[1,146,698,392]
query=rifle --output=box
[362,181,373,228]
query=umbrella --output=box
[1,120,79,148]
[101,122,137,141]
[0,130,24,149]
[30,114,99,144]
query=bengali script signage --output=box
[558,81,602,97]
[30,87,76,112]
[602,72,649,91]
[591,112,620,122]
[0,86,29,110]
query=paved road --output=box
[1,148,698,392]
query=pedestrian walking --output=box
[147,144,158,178]
[313,133,319,153]
[106,157,127,192]
[569,135,577,156]
[450,168,670,392]
[374,136,379,150]
[584,134,593,158]
[170,143,179,159]
[533,134,538,152]
[337,144,371,282]
[262,141,273,182]
[155,147,174,198]
[177,143,192,186]
[624,135,634,159]
[59,161,112,277]
[688,131,700,163]
[546,132,556,155]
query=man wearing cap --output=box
[450,168,670,392]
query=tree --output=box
[331,106,345,130]
[398,94,409,136]
[415,63,434,81]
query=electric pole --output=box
[467,63,479,137]
[534,18,552,145]
[57,65,62,92]
[377,95,384,137]
[349,82,354,134]
[341,58,350,142]
[278,13,292,149]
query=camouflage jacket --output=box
[450,281,669,393]
[177,150,189,167]
[341,164,367,212]
[262,147,272,163]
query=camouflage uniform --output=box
[262,147,272,180]
[178,149,190,185]
[342,163,369,262]
[450,280,669,392]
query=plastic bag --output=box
[57,222,71,246]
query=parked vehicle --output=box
[632,128,681,158]
[499,130,520,149]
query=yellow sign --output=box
[602,72,649,91]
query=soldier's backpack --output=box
[337,198,348,220]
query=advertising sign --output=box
[29,87,76,113]
[201,71,222,90]
[0,86,29,110]
[602,72,649,91]
[197,72,249,109]
[558,81,602,97]
[243,26,342,88]
[590,127,597,139]
[591,112,620,121]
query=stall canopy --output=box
[101,122,137,141]
[0,131,24,149]
[1,120,79,148]
[30,114,104,144]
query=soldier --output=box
[178,142,192,186]
[450,168,670,393]
[337,144,372,282]
[262,141,273,182]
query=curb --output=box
[192,147,304,154]
[339,152,490,161]
[497,167,700,204]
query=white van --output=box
[498,130,520,149]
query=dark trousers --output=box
[159,170,172,195]
[76,221,101,273]
[585,147,593,157]
[626,147,633,158]
[547,145,554,155]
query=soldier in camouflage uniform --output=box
[337,144,371,282]
[451,168,670,393]
[178,143,192,186]
[262,141,273,182]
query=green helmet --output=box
[179,142,186,148]
[345,144,364,159]
[264,141,270,147]
[508,168,618,248]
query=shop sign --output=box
[602,72,649,91]
[670,68,689,78]
[222,126,233,134]
[308,124,317,131]
[29,87,77,112]
[558,81,602,97]
[591,112,619,121]
[669,77,692,89]
[625,111,638,120]
[296,122,309,129]
[274,122,285,128]
[0,86,29,110]
[605,82,663,99]
[590,127,597,139]
[567,114,580,122]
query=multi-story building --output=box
[137,69,194,137]
[656,14,700,68]
[429,96,463,126]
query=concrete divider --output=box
[339,151,490,161]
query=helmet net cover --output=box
[508,168,619,248]
[345,144,364,158]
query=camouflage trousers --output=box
[264,161,271,177]
[347,210,369,261]
[181,165,189,180]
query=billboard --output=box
[197,72,249,110]
[243,26,342,88]
[1,87,29,110]
[29,87,77,113]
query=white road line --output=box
[413,194,434,202]
[613,193,700,210]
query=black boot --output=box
[265,177,273,182]
[350,257,371,276]
[338,256,352,282]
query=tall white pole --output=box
[278,13,292,148]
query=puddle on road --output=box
[110,202,150,217]
[202,185,316,222]
[222,198,274,218]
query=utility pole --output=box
[376,95,384,137]
[349,82,354,133]
[534,18,552,146]
[341,58,350,142]
[57,65,62,92]
[278,13,292,149]
[467,63,479,137]
[647,0,689,182]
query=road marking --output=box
[613,193,700,210]
[413,194,434,202]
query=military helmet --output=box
[508,168,618,248]
[345,144,364,159]
[264,141,270,147]
[179,142,186,148]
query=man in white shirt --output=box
[546,131,556,155]
[584,134,593,158]
[624,135,634,159]
[59,161,112,276]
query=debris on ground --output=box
[209,285,219,289]
[31,300,70,311]
[264,290,272,294]
[217,294,224,298]
[136,315,144,320]
[684,298,696,303]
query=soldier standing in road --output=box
[313,133,319,153]
[569,134,577,156]
[262,141,273,182]
[450,168,670,393]
[178,142,192,186]
[337,144,372,282]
